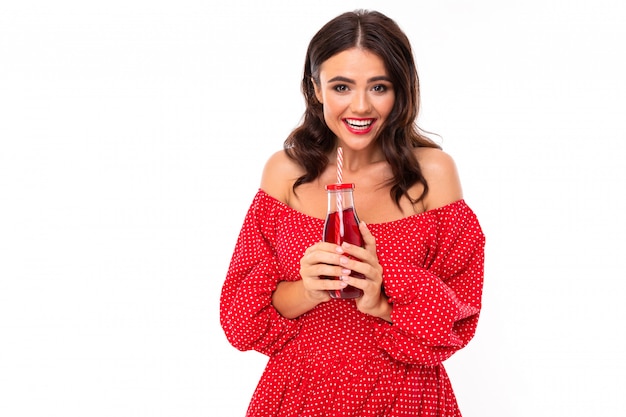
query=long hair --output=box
[284,9,440,206]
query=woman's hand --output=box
[299,242,352,304]
[338,222,391,322]
[273,242,348,319]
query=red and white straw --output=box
[336,147,344,237]
[336,146,343,184]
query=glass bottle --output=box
[322,183,365,299]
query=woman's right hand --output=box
[272,242,348,319]
[299,241,350,303]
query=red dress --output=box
[220,190,485,416]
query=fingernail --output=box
[342,242,351,249]
[341,269,351,275]
[340,256,349,265]
[335,246,344,253]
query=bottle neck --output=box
[327,189,355,213]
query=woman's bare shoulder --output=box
[260,150,303,204]
[414,147,463,210]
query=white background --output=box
[1,1,625,416]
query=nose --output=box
[351,91,371,114]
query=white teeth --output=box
[345,119,372,128]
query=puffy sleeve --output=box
[219,192,302,356]
[373,200,485,366]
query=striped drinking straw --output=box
[336,146,344,236]
[335,147,344,298]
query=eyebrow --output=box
[327,75,391,84]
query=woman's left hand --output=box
[338,222,391,322]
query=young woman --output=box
[220,9,485,416]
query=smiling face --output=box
[312,47,395,151]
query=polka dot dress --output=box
[220,190,485,417]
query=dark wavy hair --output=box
[284,9,441,207]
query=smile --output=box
[343,118,375,133]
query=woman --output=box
[220,9,485,417]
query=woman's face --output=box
[313,47,395,151]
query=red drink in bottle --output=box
[322,183,365,299]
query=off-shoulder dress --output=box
[220,190,485,417]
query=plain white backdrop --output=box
[1,0,625,416]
